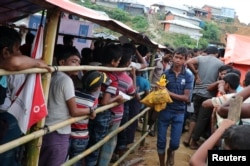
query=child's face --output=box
[12,42,22,56]
[224,82,229,92]
[172,54,186,67]
[2,42,22,58]
[219,70,228,80]
[111,57,121,67]
[63,55,81,76]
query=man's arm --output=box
[190,119,235,166]
[135,49,147,69]
[217,103,250,118]
[0,55,50,71]
[186,57,198,75]
[202,99,214,108]
[168,89,190,102]
[186,57,201,84]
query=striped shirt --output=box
[112,71,135,122]
[70,90,98,139]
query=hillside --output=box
[145,15,250,47]
[146,15,250,47]
[73,0,250,48]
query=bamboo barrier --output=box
[26,8,61,166]
[62,107,151,166]
[112,130,149,166]
[0,66,155,76]
[0,102,118,154]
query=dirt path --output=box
[118,127,195,166]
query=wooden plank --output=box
[227,95,243,122]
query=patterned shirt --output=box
[70,90,98,139]
[112,71,135,123]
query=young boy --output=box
[39,46,95,166]
[0,26,50,166]
[85,44,123,166]
[190,118,250,166]
[157,47,193,166]
[99,45,136,165]
[69,70,105,166]
[202,73,240,133]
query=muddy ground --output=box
[114,124,196,166]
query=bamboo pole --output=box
[61,107,151,166]
[140,50,156,146]
[0,66,155,76]
[227,95,243,122]
[112,131,149,166]
[0,102,119,154]
[0,91,146,154]
[26,8,61,166]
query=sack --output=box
[140,88,172,112]
[140,91,155,108]
[150,88,172,104]
[140,74,172,112]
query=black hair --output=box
[218,65,233,73]
[56,46,81,65]
[230,68,241,78]
[119,46,132,67]
[101,44,123,65]
[193,47,199,53]
[54,44,64,59]
[244,70,250,86]
[205,46,218,55]
[137,45,148,57]
[174,47,188,59]
[0,26,21,53]
[63,35,74,45]
[187,50,194,58]
[122,43,136,55]
[81,47,92,65]
[223,73,240,90]
[222,125,250,150]
[25,32,35,44]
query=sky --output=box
[136,0,249,24]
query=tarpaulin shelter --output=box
[224,34,250,83]
[0,0,164,48]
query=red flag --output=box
[8,26,48,133]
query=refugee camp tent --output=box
[224,34,250,83]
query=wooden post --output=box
[25,8,61,166]
[227,95,243,122]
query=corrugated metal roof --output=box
[0,0,52,23]
[161,20,202,30]
[166,11,201,22]
[0,0,164,48]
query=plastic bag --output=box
[140,74,172,112]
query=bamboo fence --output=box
[0,66,155,76]
[62,107,151,166]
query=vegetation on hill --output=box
[72,0,246,49]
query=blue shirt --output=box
[136,76,150,93]
[163,66,193,112]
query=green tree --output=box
[105,8,131,22]
[131,16,149,31]
[202,21,220,42]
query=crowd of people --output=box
[1,25,250,166]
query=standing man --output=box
[185,46,223,149]
[157,47,193,166]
